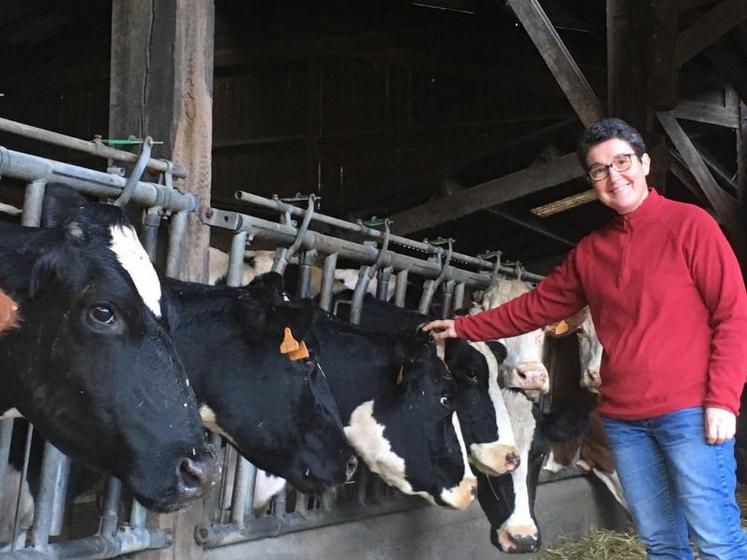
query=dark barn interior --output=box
[1,2,747,559]
[1,0,745,275]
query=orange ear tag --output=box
[280,327,300,354]
[551,320,569,336]
[287,341,310,361]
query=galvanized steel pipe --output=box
[0,117,188,178]
[0,147,196,213]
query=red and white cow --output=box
[479,278,550,397]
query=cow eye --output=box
[439,396,452,409]
[465,369,479,382]
[89,305,115,325]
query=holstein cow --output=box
[480,278,550,397]
[0,183,218,513]
[333,292,521,477]
[476,391,590,553]
[163,278,358,495]
[246,273,477,509]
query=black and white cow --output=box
[162,278,358,495]
[0,184,218,513]
[333,293,521,477]
[475,323,601,553]
[247,273,477,509]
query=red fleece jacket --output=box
[455,189,747,420]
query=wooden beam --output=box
[671,155,710,205]
[506,0,604,126]
[704,47,747,103]
[487,207,577,248]
[439,176,577,247]
[329,117,577,215]
[676,0,719,11]
[675,0,747,66]
[389,152,584,235]
[657,111,746,257]
[649,2,679,110]
[669,100,739,127]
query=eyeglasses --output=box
[587,153,637,181]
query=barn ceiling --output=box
[0,1,746,275]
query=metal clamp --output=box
[114,136,154,207]
[272,195,316,274]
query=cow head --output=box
[478,391,592,554]
[480,279,549,398]
[344,329,477,509]
[165,278,357,495]
[440,338,520,477]
[0,184,218,512]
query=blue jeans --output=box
[602,407,747,560]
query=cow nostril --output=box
[506,452,521,471]
[177,455,216,498]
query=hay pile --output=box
[540,485,747,559]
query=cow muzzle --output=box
[509,363,549,393]
[176,451,220,501]
[497,523,540,553]
[470,442,520,476]
[439,473,477,510]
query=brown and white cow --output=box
[543,309,626,510]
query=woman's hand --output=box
[422,319,458,341]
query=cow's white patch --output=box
[438,413,477,510]
[344,401,431,503]
[0,408,22,420]
[199,404,237,447]
[252,469,288,512]
[109,225,162,318]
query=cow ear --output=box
[484,340,507,364]
[41,183,93,228]
[246,272,290,305]
[29,245,87,298]
[545,309,587,337]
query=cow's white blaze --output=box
[109,225,162,318]
[497,389,539,551]
[199,404,237,447]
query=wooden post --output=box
[109,3,214,559]
[110,0,215,283]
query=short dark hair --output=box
[577,118,647,169]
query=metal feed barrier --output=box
[0,119,541,559]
